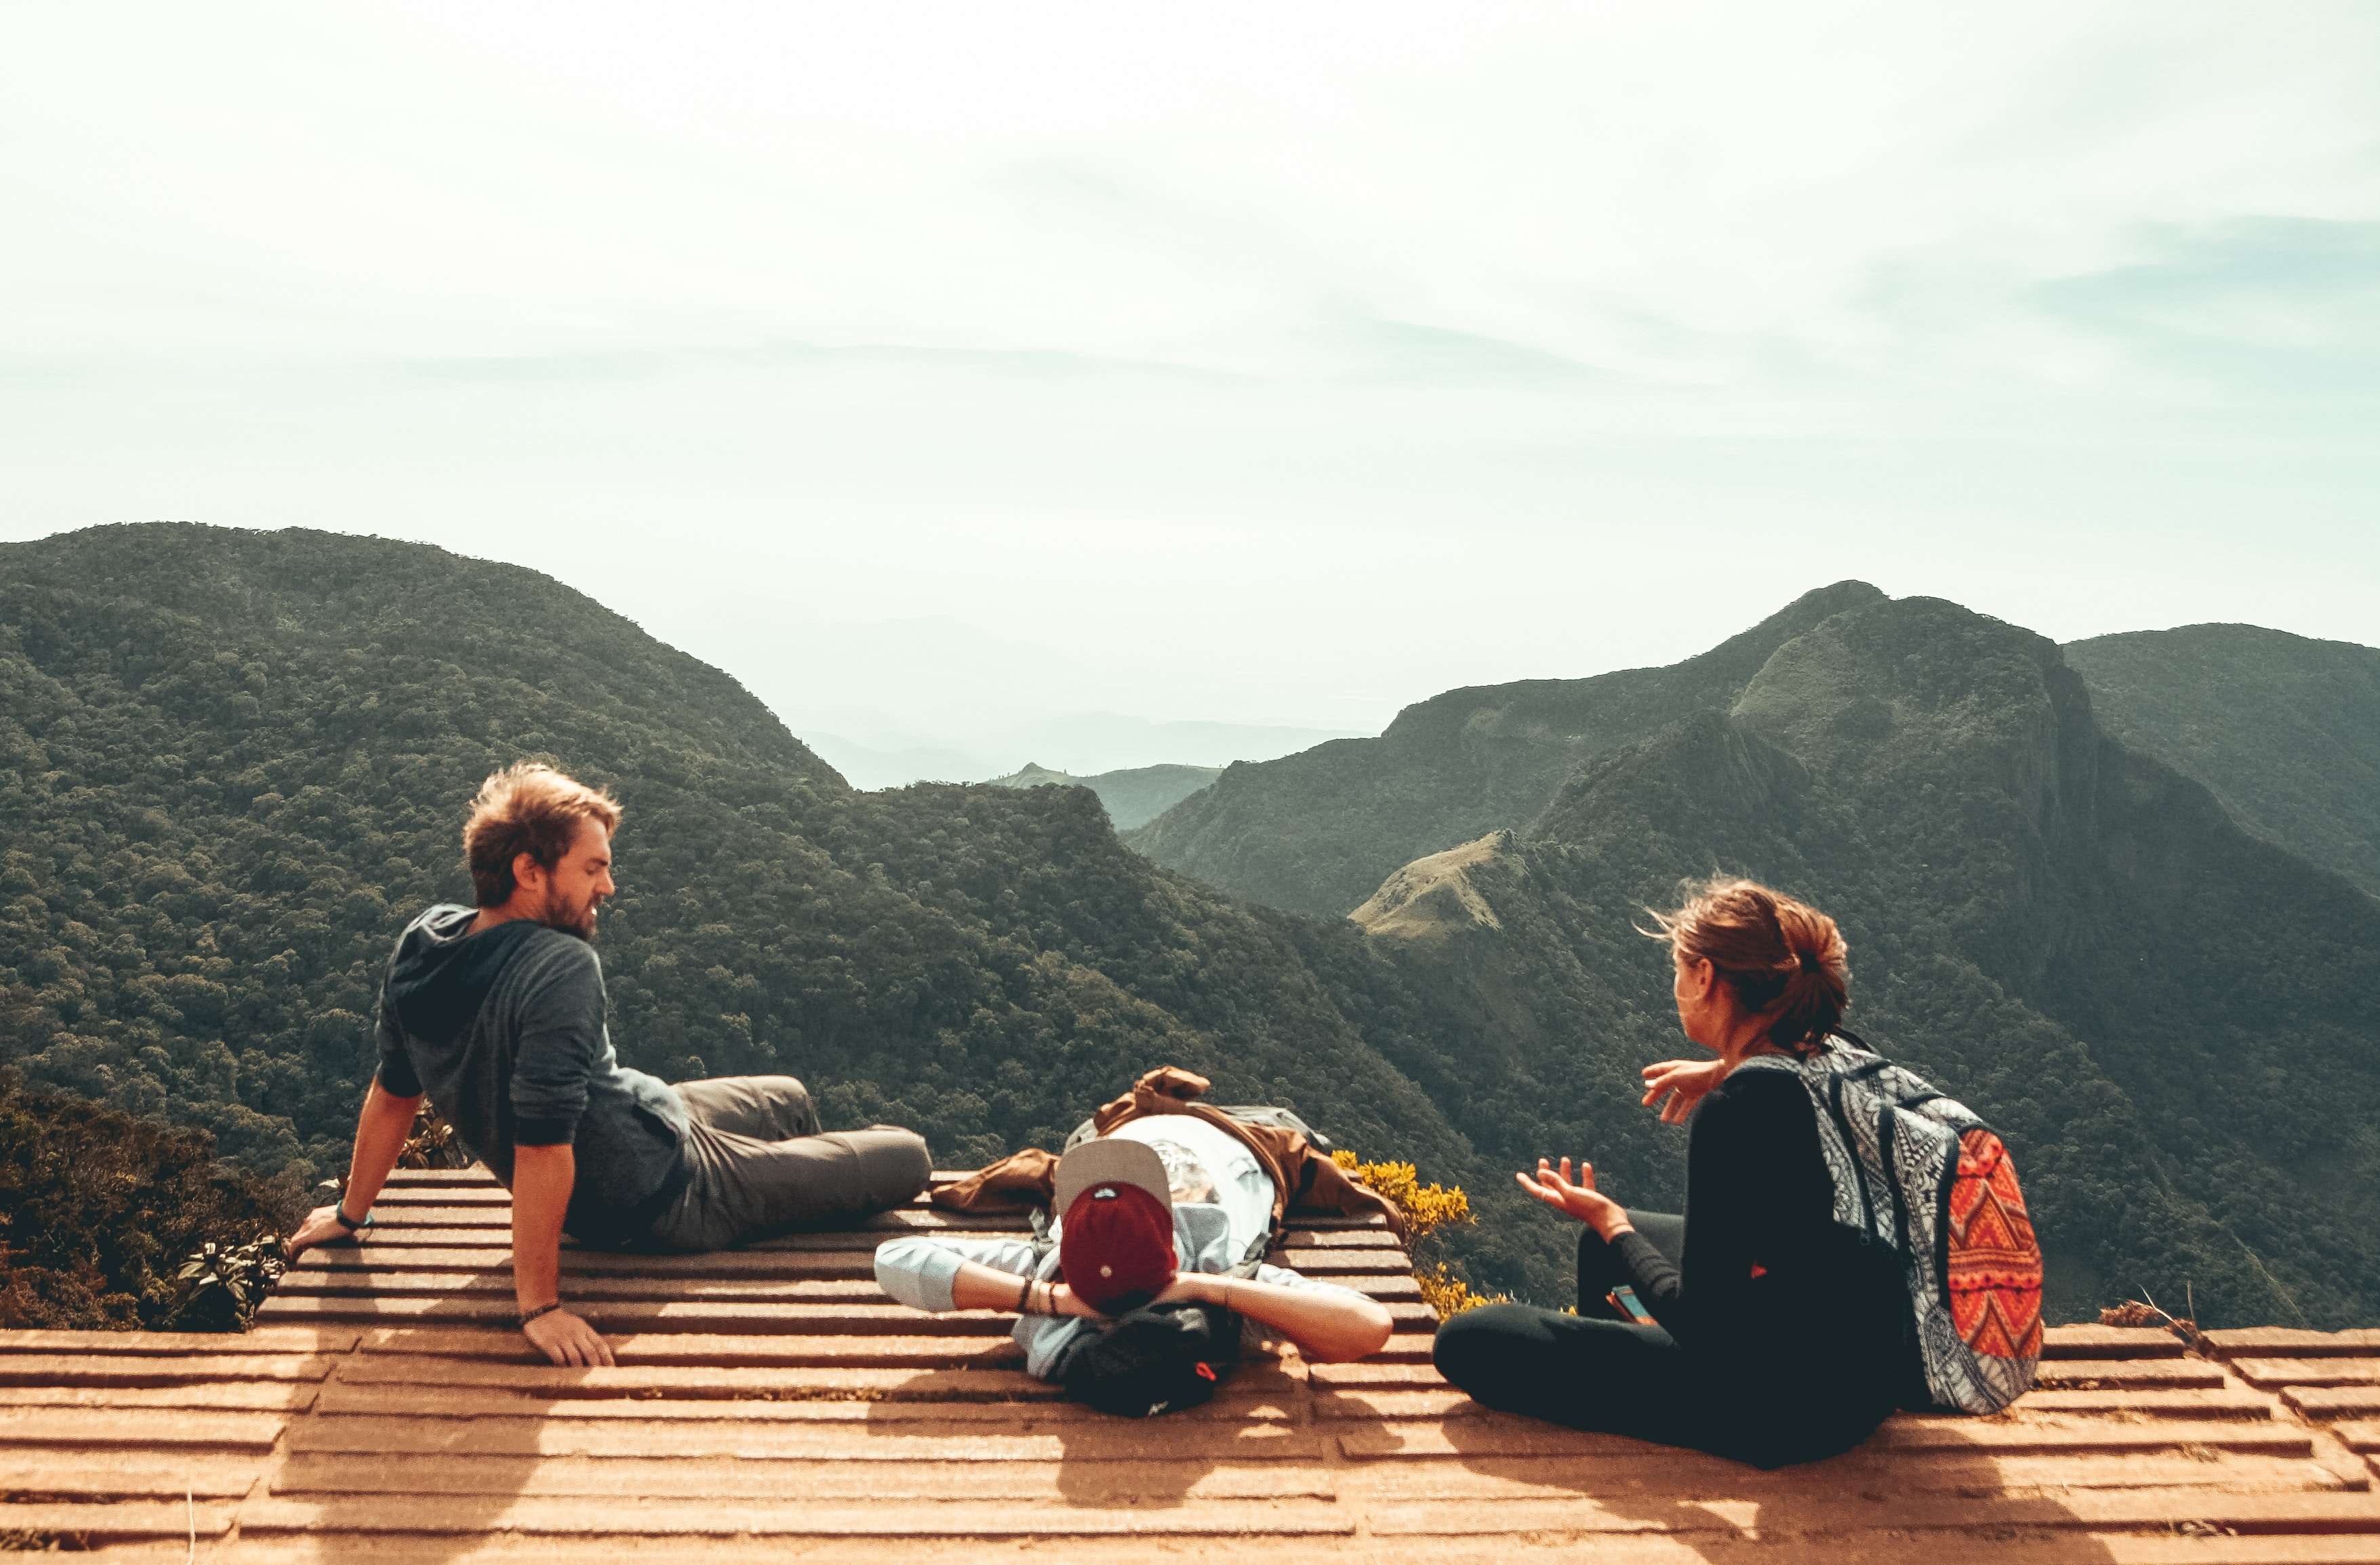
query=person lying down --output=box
[874,1116,1394,1409]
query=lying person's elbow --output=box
[1311,1297,1396,1363]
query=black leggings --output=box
[1430,1213,1894,1469]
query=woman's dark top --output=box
[1613,1064,1922,1404]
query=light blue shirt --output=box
[873,1120,1369,1380]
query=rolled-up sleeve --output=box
[509,946,606,1146]
[874,1236,1042,1314]
[1251,1261,1370,1302]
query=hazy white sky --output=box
[5,2,2376,774]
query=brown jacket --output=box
[929,1066,1408,1241]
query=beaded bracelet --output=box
[519,1301,564,1328]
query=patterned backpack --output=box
[1735,1036,2043,1414]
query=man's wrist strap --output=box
[332,1205,373,1232]
[519,1301,564,1328]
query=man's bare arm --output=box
[1160,1273,1394,1363]
[285,1078,420,1259]
[511,1142,614,1366]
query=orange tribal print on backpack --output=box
[1738,1035,2043,1414]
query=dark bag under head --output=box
[1055,1299,1243,1419]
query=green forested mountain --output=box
[983,761,1222,832]
[1124,581,1887,917]
[1343,597,2380,1327]
[0,525,1550,1290]
[5,525,2376,1327]
[2065,625,2380,898]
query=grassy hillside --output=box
[1348,597,2380,1327]
[2066,625,2380,898]
[1125,581,1886,917]
[0,525,1554,1293]
[983,761,1222,831]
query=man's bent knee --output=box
[860,1127,932,1204]
[765,1076,819,1136]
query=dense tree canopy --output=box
[2065,624,2380,898]
[0,1068,301,1329]
[0,525,1552,1295]
[1348,598,2380,1327]
[5,526,2374,1325]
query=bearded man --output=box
[285,763,931,1365]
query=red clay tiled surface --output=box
[5,1168,2378,1562]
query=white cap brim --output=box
[1053,1136,1174,1217]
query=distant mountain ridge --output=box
[1341,595,2380,1328]
[982,761,1222,831]
[2064,624,2380,898]
[1125,581,1887,917]
[7,524,2376,1326]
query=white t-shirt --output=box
[1102,1114,1275,1264]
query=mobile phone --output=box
[1607,1285,1657,1326]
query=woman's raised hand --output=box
[1640,1057,1730,1125]
[1515,1156,1632,1240]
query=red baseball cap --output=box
[1055,1138,1179,1314]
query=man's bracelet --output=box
[332,1205,373,1232]
[519,1301,564,1328]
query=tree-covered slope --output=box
[0,1068,302,1330]
[1349,597,2380,1327]
[0,525,1560,1286]
[2065,625,2380,898]
[983,761,1222,831]
[12,525,2373,1326]
[1124,580,1887,917]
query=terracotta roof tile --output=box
[3,1166,2376,1558]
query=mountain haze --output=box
[983,761,1222,832]
[2065,625,2380,898]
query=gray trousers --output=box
[643,1076,932,1252]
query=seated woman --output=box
[875,1114,1395,1382]
[1432,877,1929,1468]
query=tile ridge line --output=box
[2196,1337,2379,1498]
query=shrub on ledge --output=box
[1333,1150,1510,1318]
[0,1069,302,1331]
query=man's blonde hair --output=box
[463,763,622,908]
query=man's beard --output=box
[542,891,601,943]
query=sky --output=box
[5,2,2377,779]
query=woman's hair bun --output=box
[1645,876,1849,1053]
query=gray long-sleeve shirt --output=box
[373,903,688,1240]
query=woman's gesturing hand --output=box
[1640,1057,1730,1125]
[1515,1156,1633,1240]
